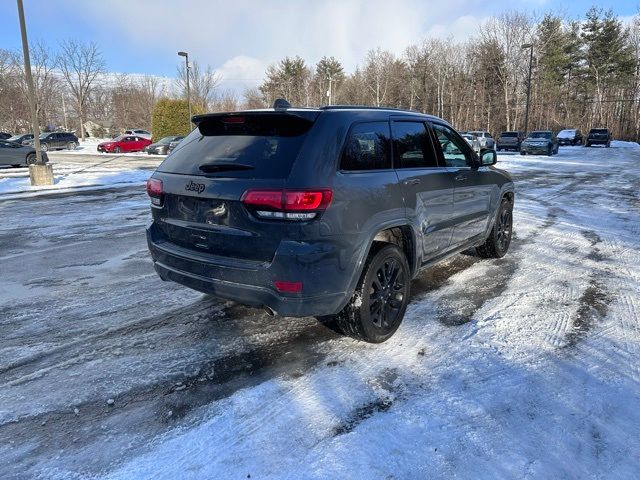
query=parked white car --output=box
[124,129,152,140]
[461,133,481,154]
[467,131,495,150]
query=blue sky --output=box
[1,0,637,92]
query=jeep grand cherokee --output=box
[146,102,515,343]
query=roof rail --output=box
[319,105,425,114]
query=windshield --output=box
[157,114,314,178]
[157,137,175,144]
[557,129,576,138]
[528,131,552,139]
[8,135,24,142]
[500,132,518,137]
[38,133,50,139]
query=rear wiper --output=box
[198,162,255,173]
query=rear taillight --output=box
[274,281,303,293]
[242,189,332,221]
[146,178,163,206]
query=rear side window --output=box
[392,121,438,168]
[341,122,391,171]
[157,114,314,178]
[590,129,608,134]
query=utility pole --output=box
[178,51,192,129]
[17,0,53,185]
[326,75,333,106]
[522,43,534,135]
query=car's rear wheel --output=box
[520,150,526,155]
[335,243,410,343]
[67,141,77,150]
[113,146,121,153]
[26,153,37,165]
[477,197,513,259]
[586,143,591,147]
[547,145,553,156]
[606,141,611,148]
[40,143,48,152]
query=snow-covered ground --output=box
[0,153,162,198]
[1,143,639,479]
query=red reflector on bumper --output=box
[274,281,303,293]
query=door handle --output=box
[455,174,467,182]
[404,178,421,185]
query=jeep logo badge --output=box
[185,180,205,194]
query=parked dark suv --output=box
[497,131,524,151]
[146,103,515,343]
[586,128,611,147]
[26,131,78,151]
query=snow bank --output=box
[0,167,151,197]
[610,140,639,148]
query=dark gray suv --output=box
[146,104,514,343]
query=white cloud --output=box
[69,0,510,90]
[216,55,268,91]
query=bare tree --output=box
[480,12,533,131]
[56,39,105,139]
[14,42,60,128]
[176,60,221,110]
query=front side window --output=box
[392,121,438,169]
[340,122,391,171]
[432,123,475,168]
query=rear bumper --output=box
[587,139,609,145]
[497,142,519,149]
[146,224,353,317]
[558,138,577,145]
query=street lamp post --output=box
[522,43,534,135]
[178,51,192,129]
[17,0,53,186]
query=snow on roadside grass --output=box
[0,166,151,197]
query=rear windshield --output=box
[157,114,313,178]
[528,131,552,139]
[500,132,518,137]
[590,129,608,134]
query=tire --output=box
[520,150,526,156]
[40,143,48,152]
[477,197,513,259]
[606,141,610,148]
[586,143,591,147]
[547,145,553,156]
[335,243,410,343]
[67,141,77,150]
[26,153,37,165]
[12,164,21,168]
[113,146,121,153]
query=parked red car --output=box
[97,135,151,153]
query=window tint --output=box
[392,121,438,169]
[341,122,391,171]
[432,123,474,168]
[157,113,314,179]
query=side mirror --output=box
[480,148,497,166]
